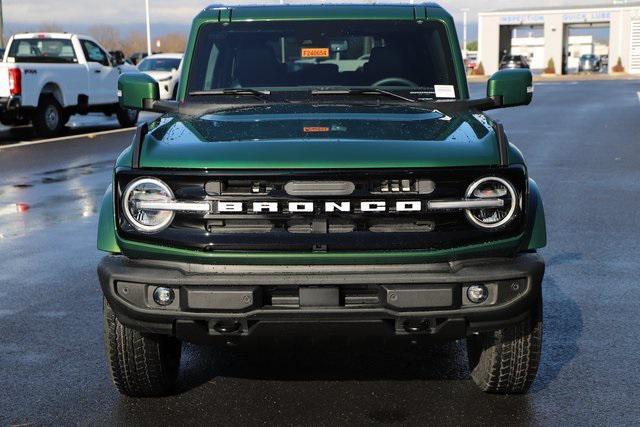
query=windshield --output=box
[8,38,77,64]
[186,21,457,97]
[139,58,182,72]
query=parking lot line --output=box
[0,127,136,150]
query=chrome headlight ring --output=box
[122,177,176,233]
[464,177,518,229]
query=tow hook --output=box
[213,322,242,335]
[403,319,430,333]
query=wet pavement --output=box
[0,114,130,146]
[1,80,639,425]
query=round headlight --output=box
[465,177,518,229]
[122,178,175,233]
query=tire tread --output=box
[103,299,181,397]
[468,305,542,394]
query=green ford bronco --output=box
[97,3,546,397]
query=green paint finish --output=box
[487,69,533,107]
[115,145,133,169]
[507,143,526,166]
[118,73,159,110]
[116,234,524,266]
[97,185,121,254]
[230,5,417,22]
[139,105,500,170]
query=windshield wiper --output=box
[311,88,417,103]
[189,88,272,102]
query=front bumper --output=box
[98,253,544,342]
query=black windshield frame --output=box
[186,20,459,99]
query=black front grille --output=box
[116,167,527,252]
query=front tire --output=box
[116,106,139,128]
[32,96,65,137]
[467,301,542,394]
[103,299,182,397]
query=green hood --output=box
[140,104,500,170]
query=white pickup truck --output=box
[0,33,140,137]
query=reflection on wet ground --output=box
[0,143,117,242]
[0,115,125,146]
[0,165,110,239]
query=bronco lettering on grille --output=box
[215,201,426,214]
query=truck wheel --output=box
[32,96,64,137]
[103,299,182,397]
[116,106,139,128]
[466,301,542,394]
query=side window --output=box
[81,40,110,67]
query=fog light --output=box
[467,285,489,304]
[153,287,175,306]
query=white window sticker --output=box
[434,85,456,99]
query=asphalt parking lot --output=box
[1,80,639,426]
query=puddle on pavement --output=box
[0,159,113,189]
[0,179,106,240]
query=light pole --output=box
[145,0,152,56]
[461,8,469,59]
[0,0,4,49]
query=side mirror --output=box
[469,69,533,111]
[118,73,159,110]
[118,73,178,113]
[109,50,126,66]
[487,69,533,108]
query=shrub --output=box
[471,62,485,76]
[612,57,625,73]
[544,58,556,74]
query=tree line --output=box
[6,23,187,56]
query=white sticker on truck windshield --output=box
[434,85,456,99]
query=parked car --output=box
[0,33,139,136]
[579,54,601,73]
[128,52,148,66]
[110,50,133,66]
[137,53,183,100]
[499,55,530,70]
[100,3,546,398]
[465,53,478,70]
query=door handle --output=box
[94,69,102,74]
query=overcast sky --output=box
[3,0,626,37]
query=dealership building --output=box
[477,3,640,74]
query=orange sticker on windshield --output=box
[301,48,330,58]
[304,126,330,133]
